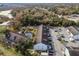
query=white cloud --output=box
[0,0,79,3]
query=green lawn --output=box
[0,26,21,56]
[0,43,21,56]
[0,26,7,33]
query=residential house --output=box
[5,30,27,47]
[66,14,79,22]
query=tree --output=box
[13,7,77,27]
[15,38,37,56]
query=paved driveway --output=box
[49,29,66,56]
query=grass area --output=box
[0,26,7,33]
[0,30,21,56]
[0,26,38,56]
[0,43,21,56]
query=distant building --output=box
[67,14,79,22]
[68,26,79,35]
[68,26,79,40]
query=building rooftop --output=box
[36,25,50,45]
[67,26,79,35]
[68,47,79,56]
[36,25,43,43]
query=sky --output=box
[0,0,79,3]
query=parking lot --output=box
[49,28,68,56]
[42,25,55,56]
